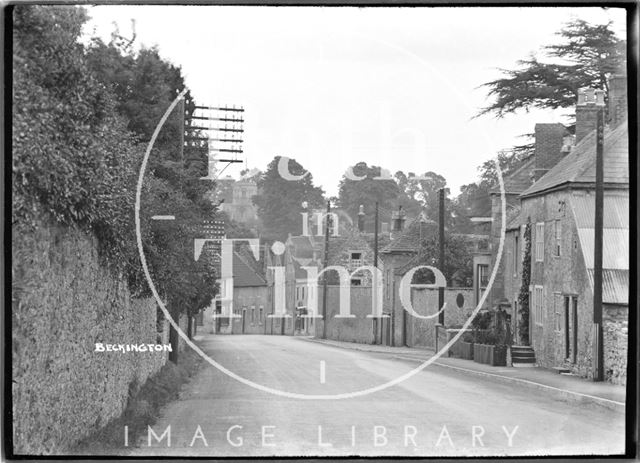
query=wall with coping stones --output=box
[12,221,170,454]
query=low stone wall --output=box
[12,221,169,454]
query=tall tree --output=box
[476,19,625,120]
[254,156,325,241]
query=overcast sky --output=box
[83,6,626,197]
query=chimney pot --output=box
[575,88,602,143]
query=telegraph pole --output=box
[165,101,244,363]
[438,188,446,327]
[373,202,379,344]
[322,201,331,339]
[593,90,605,382]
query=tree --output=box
[13,6,219,362]
[476,19,625,120]
[412,234,474,287]
[254,156,325,241]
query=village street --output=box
[127,334,625,457]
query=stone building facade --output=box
[490,78,629,384]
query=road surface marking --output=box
[320,360,326,384]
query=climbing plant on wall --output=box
[517,220,532,344]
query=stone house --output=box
[228,248,269,334]
[285,214,378,337]
[379,213,475,348]
[489,75,628,384]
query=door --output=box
[513,298,519,344]
[564,297,570,360]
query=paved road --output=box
[127,334,625,457]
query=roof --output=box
[380,216,437,254]
[233,251,267,287]
[326,231,372,264]
[490,157,535,195]
[570,193,629,304]
[522,122,629,198]
[288,235,315,259]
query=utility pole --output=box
[322,200,331,339]
[438,188,446,327]
[165,101,244,364]
[168,98,187,364]
[373,201,379,344]
[593,90,605,382]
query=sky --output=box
[82,6,626,197]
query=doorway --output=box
[564,295,578,363]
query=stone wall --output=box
[604,304,628,385]
[317,286,375,344]
[406,287,474,349]
[12,221,170,454]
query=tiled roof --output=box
[288,235,315,259]
[522,122,629,197]
[233,251,267,287]
[326,231,372,264]
[570,193,629,304]
[293,258,317,279]
[380,217,437,254]
[490,157,535,195]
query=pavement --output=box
[299,337,627,412]
[125,334,626,457]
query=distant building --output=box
[226,248,269,334]
[211,171,261,226]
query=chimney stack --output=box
[391,206,406,232]
[608,73,627,128]
[575,88,605,143]
[531,123,567,181]
[357,204,365,232]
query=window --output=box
[535,222,545,262]
[350,251,363,267]
[351,278,362,286]
[259,307,263,325]
[554,220,562,257]
[251,306,255,322]
[476,264,489,305]
[386,269,391,300]
[533,286,544,325]
[478,264,489,288]
[513,234,519,275]
[554,294,562,332]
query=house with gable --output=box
[380,209,477,348]
[489,74,629,383]
[228,247,270,334]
